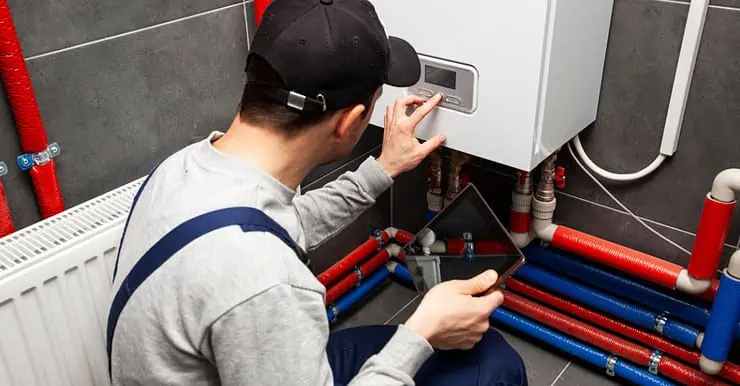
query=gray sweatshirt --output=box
[110,131,434,385]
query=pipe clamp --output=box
[654,314,668,334]
[463,232,474,261]
[329,305,339,323]
[605,355,617,377]
[17,143,61,171]
[353,266,363,286]
[0,161,7,177]
[373,230,384,251]
[648,350,662,375]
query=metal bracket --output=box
[648,350,663,375]
[353,266,364,286]
[463,232,474,261]
[0,161,7,177]
[654,314,668,335]
[329,305,339,323]
[17,142,61,172]
[606,355,617,377]
[373,229,384,251]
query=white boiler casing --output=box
[369,0,615,171]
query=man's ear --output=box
[333,104,367,140]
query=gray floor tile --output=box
[554,362,624,386]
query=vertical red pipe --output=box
[0,0,64,218]
[254,0,271,28]
[0,180,14,237]
[689,195,735,280]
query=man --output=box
[108,0,526,385]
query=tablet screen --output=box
[403,184,525,294]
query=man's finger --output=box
[417,133,447,158]
[409,94,442,125]
[454,270,498,295]
[475,290,504,314]
[393,95,424,118]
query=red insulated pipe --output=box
[0,1,64,218]
[0,181,14,237]
[394,229,415,245]
[446,239,517,255]
[503,290,728,386]
[552,226,683,289]
[254,0,271,28]
[689,195,735,280]
[699,279,720,302]
[509,211,531,234]
[507,279,740,384]
[325,249,390,305]
[317,231,390,287]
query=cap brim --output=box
[384,36,421,88]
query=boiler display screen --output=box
[425,65,456,90]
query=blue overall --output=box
[107,168,527,386]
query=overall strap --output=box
[106,207,308,376]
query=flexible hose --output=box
[523,246,712,329]
[491,308,675,385]
[0,1,64,218]
[0,180,13,237]
[503,291,727,385]
[572,135,667,181]
[317,231,389,286]
[325,249,390,305]
[506,279,740,384]
[689,196,735,280]
[551,226,683,289]
[515,264,701,348]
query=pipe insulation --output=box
[325,249,390,305]
[0,178,13,237]
[701,263,740,375]
[327,266,390,323]
[490,308,676,386]
[689,195,735,280]
[550,226,683,290]
[254,0,271,28]
[317,231,390,287]
[393,229,415,246]
[506,279,740,384]
[387,261,413,283]
[0,0,64,218]
[515,264,703,348]
[502,291,727,385]
[523,246,716,331]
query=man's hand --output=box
[404,270,504,350]
[377,94,446,178]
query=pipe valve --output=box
[555,167,566,189]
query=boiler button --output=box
[416,88,434,98]
[444,96,462,105]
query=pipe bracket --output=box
[648,350,662,375]
[654,314,668,334]
[353,266,363,286]
[605,355,617,377]
[17,142,61,172]
[0,161,7,177]
[373,229,384,251]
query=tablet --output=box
[402,183,526,295]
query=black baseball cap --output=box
[247,0,421,114]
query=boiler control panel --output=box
[412,55,478,114]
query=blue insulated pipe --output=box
[327,266,390,323]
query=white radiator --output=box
[0,178,143,386]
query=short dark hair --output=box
[239,56,376,134]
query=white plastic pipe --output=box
[661,0,710,156]
[710,169,740,203]
[572,135,667,182]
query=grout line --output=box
[384,295,419,325]
[648,0,740,12]
[549,361,571,386]
[556,191,737,249]
[26,2,244,61]
[303,146,381,190]
[243,1,251,46]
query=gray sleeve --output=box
[293,156,394,250]
[202,284,433,386]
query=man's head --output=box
[238,0,422,163]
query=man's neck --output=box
[213,117,324,190]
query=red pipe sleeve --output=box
[0,1,65,218]
[0,181,14,237]
[393,229,415,245]
[30,161,64,218]
[510,211,531,234]
[552,226,682,289]
[325,249,390,305]
[689,196,735,280]
[254,0,271,28]
[507,279,740,384]
[318,231,389,286]
[503,290,728,385]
